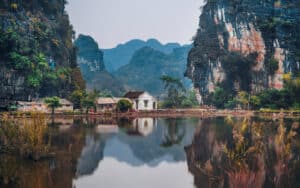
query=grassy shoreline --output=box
[1,108,300,118]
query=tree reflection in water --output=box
[185,117,300,188]
[161,119,186,147]
[0,115,299,188]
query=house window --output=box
[144,100,148,108]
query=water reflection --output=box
[0,117,86,188]
[0,116,299,188]
[74,117,197,188]
[185,117,300,188]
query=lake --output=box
[0,116,299,188]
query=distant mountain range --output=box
[113,45,192,96]
[102,39,182,72]
[74,35,126,96]
[75,35,192,96]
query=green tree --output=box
[69,90,85,110]
[82,97,95,114]
[236,91,250,109]
[266,58,279,75]
[117,99,132,113]
[210,87,230,109]
[160,75,185,108]
[283,73,300,106]
[44,96,62,115]
[81,89,101,114]
[250,95,261,109]
[224,98,238,109]
[181,90,199,108]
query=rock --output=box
[186,0,300,103]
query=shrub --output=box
[10,3,18,10]
[266,58,279,75]
[117,99,132,112]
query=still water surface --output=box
[0,116,299,188]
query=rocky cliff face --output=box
[0,0,85,107]
[75,34,125,96]
[75,35,106,74]
[186,0,300,103]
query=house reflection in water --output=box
[53,118,74,132]
[95,124,119,134]
[126,118,157,136]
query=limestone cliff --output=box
[186,0,300,103]
[74,34,125,96]
[0,0,85,108]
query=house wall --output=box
[96,104,117,112]
[132,92,157,111]
[56,105,73,112]
[18,103,49,112]
[18,103,73,112]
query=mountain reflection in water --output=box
[0,116,299,188]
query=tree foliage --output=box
[266,58,279,75]
[160,75,199,108]
[44,96,62,115]
[0,1,85,100]
[117,99,133,113]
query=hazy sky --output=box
[66,0,205,49]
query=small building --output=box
[124,91,157,111]
[17,100,48,112]
[17,98,73,113]
[56,99,73,112]
[96,97,131,112]
[96,98,119,112]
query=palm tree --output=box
[82,89,100,114]
[160,75,185,108]
[44,96,62,115]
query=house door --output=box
[153,102,156,109]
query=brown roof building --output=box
[124,91,145,99]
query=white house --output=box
[124,91,157,111]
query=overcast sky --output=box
[66,0,205,49]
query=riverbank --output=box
[1,108,300,118]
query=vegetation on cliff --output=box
[208,73,300,109]
[160,75,198,108]
[186,0,300,109]
[74,34,125,96]
[0,0,85,105]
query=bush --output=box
[224,99,238,109]
[266,58,279,75]
[117,99,132,112]
[208,87,232,109]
